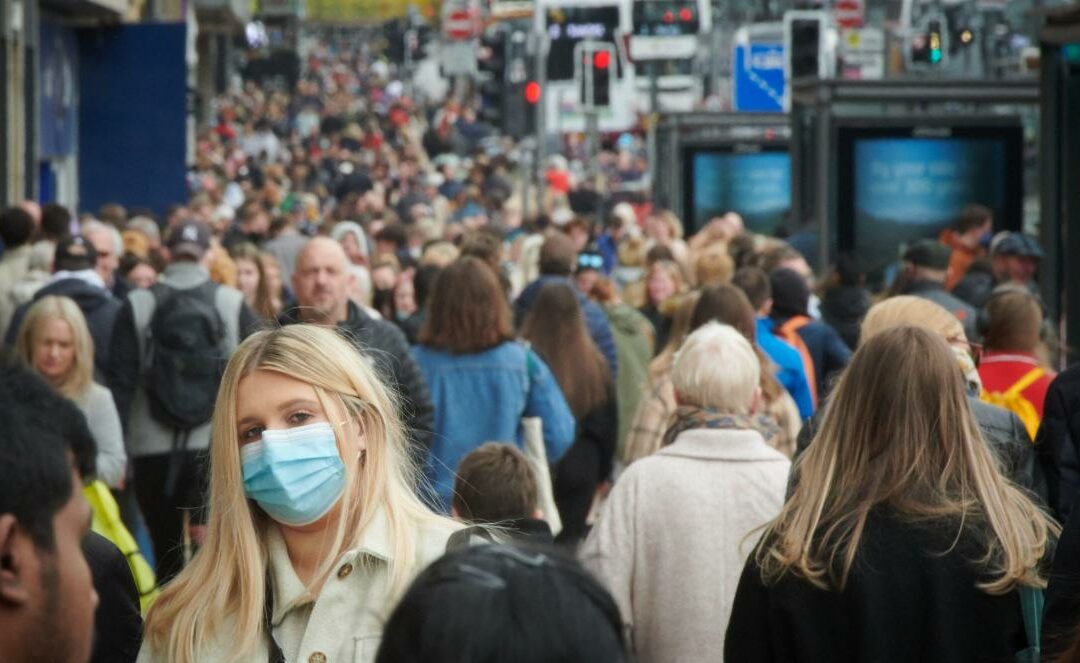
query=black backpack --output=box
[143,282,227,431]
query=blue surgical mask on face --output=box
[241,422,347,527]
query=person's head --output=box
[81,221,122,287]
[521,283,610,418]
[375,545,627,663]
[758,243,812,282]
[163,220,212,268]
[143,325,450,662]
[732,266,772,315]
[990,232,1042,286]
[538,233,577,277]
[375,224,408,257]
[237,202,270,238]
[96,203,127,229]
[125,216,162,249]
[689,284,757,341]
[420,240,459,268]
[694,243,735,287]
[293,236,352,324]
[393,273,417,319]
[451,443,540,524]
[900,239,952,285]
[758,326,1055,594]
[563,217,591,252]
[40,204,73,242]
[951,204,993,249]
[0,358,98,663]
[672,322,760,415]
[645,260,684,307]
[118,255,158,290]
[419,257,513,354]
[330,221,370,266]
[459,231,503,276]
[230,243,274,319]
[645,210,682,242]
[862,296,966,346]
[981,288,1043,354]
[52,235,97,274]
[574,250,604,293]
[0,207,36,250]
[15,297,94,401]
[768,268,810,319]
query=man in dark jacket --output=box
[282,237,435,465]
[894,240,978,342]
[769,268,851,399]
[5,235,122,379]
[514,233,618,376]
[1036,363,1080,522]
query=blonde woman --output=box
[726,326,1056,661]
[138,325,459,663]
[15,295,126,487]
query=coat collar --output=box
[267,506,395,625]
[656,428,787,463]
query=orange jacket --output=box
[939,230,983,291]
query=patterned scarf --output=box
[661,406,782,449]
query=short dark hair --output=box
[375,223,408,250]
[733,267,772,311]
[376,545,627,663]
[419,257,514,354]
[0,356,97,549]
[690,284,757,341]
[41,204,72,241]
[952,204,993,234]
[0,207,36,249]
[538,233,576,276]
[453,443,539,523]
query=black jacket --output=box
[84,532,142,663]
[1043,493,1080,657]
[1037,364,1080,522]
[552,389,618,545]
[5,277,122,381]
[796,397,1047,502]
[281,301,435,465]
[725,510,1030,662]
[819,285,871,351]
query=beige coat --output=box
[581,428,790,663]
[138,509,458,663]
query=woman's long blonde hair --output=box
[142,324,454,662]
[758,326,1055,594]
[15,295,94,402]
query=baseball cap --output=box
[54,235,98,272]
[991,232,1044,259]
[902,239,952,270]
[166,220,212,259]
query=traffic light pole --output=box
[535,32,548,211]
[646,60,660,188]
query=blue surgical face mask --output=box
[241,422,347,527]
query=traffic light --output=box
[910,19,946,67]
[787,15,824,80]
[592,50,611,107]
[477,31,507,128]
[928,20,943,64]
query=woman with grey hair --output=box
[581,322,790,663]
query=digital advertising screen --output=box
[836,121,1023,281]
[685,147,791,236]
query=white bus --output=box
[627,0,712,112]
[534,0,637,133]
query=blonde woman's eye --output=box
[288,412,313,426]
[242,426,263,442]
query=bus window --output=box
[631,0,699,37]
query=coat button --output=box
[337,563,353,579]
[308,653,327,663]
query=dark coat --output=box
[552,387,618,545]
[281,301,435,466]
[796,397,1047,502]
[772,315,852,399]
[84,532,142,663]
[819,285,871,351]
[725,510,1030,662]
[6,277,122,381]
[1043,492,1080,658]
[514,275,619,377]
[1037,363,1080,522]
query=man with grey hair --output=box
[82,220,122,290]
[581,322,790,663]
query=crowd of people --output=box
[3,30,1080,663]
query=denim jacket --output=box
[412,341,576,510]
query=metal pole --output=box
[535,33,548,209]
[646,60,660,188]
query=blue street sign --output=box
[732,42,786,113]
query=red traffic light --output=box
[678,7,693,21]
[662,9,674,22]
[593,50,611,69]
[525,81,541,104]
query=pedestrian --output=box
[954,232,1043,309]
[376,545,627,663]
[138,325,459,663]
[725,326,1055,662]
[0,206,37,334]
[583,322,790,662]
[107,219,258,583]
[451,443,554,545]
[1036,364,1080,522]
[229,243,276,321]
[6,235,122,380]
[522,283,616,545]
[282,237,435,466]
[938,203,993,290]
[892,239,978,341]
[638,260,686,355]
[818,253,871,351]
[82,220,123,292]
[978,287,1055,439]
[413,257,575,511]
[118,255,159,290]
[15,296,127,489]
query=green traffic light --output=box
[930,50,942,64]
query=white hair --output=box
[671,322,760,414]
[82,219,123,255]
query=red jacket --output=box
[978,351,1055,419]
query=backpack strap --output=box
[1007,368,1046,399]
[776,316,818,406]
[129,287,158,367]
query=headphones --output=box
[975,284,1047,342]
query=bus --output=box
[534,0,637,133]
[627,0,712,112]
